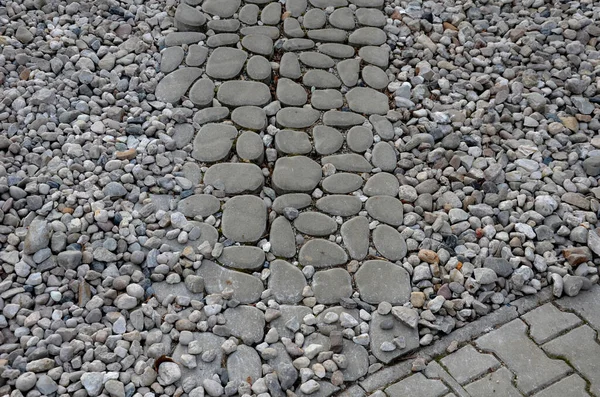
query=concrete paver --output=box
[521,303,582,344]
[464,367,523,397]
[555,285,600,333]
[384,373,449,397]
[531,374,591,397]
[440,344,500,385]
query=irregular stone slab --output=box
[202,0,241,18]
[349,27,387,46]
[315,195,362,216]
[227,345,262,385]
[277,78,308,106]
[246,55,272,80]
[385,373,447,397]
[276,108,321,128]
[322,173,363,194]
[241,26,281,40]
[186,44,208,67]
[322,110,366,127]
[340,216,369,260]
[160,47,184,73]
[173,123,194,149]
[217,81,271,107]
[355,260,411,305]
[370,311,420,364]
[287,0,308,17]
[307,28,348,43]
[272,193,313,213]
[373,224,407,261]
[175,3,206,30]
[340,340,369,381]
[193,107,230,125]
[270,217,297,258]
[218,246,265,270]
[322,154,372,172]
[299,239,348,268]
[329,7,356,30]
[299,52,335,68]
[370,114,395,140]
[463,367,522,397]
[313,125,344,155]
[555,285,600,332]
[222,195,267,243]
[272,156,322,193]
[346,87,389,115]
[172,332,224,386]
[270,305,312,339]
[267,342,299,390]
[355,8,386,27]
[231,106,267,130]
[362,65,389,90]
[295,212,337,236]
[280,53,302,79]
[224,306,265,345]
[177,194,221,218]
[198,260,263,304]
[303,9,327,29]
[269,259,307,304]
[24,219,50,255]
[236,131,264,162]
[346,126,373,153]
[189,78,215,107]
[242,34,274,56]
[371,141,397,171]
[283,38,315,51]
[441,345,501,385]
[192,123,237,162]
[156,68,203,104]
[303,70,342,88]
[319,43,355,58]
[206,47,248,80]
[311,89,344,110]
[312,268,352,304]
[365,196,403,226]
[358,46,390,68]
[165,32,206,47]
[204,163,264,194]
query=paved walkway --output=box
[338,285,600,397]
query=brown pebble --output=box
[116,149,137,160]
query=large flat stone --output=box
[294,212,338,236]
[440,345,501,385]
[346,87,389,115]
[224,306,265,345]
[521,303,582,344]
[272,156,322,193]
[312,268,352,304]
[218,246,265,270]
[191,123,237,162]
[156,68,203,104]
[227,345,262,385]
[322,154,372,172]
[365,196,404,226]
[372,224,407,261]
[221,195,267,243]
[177,195,221,218]
[270,217,296,258]
[197,260,264,304]
[299,239,348,268]
[268,259,307,304]
[206,47,248,79]
[355,260,411,305]
[340,216,369,260]
[217,81,271,107]
[203,163,264,195]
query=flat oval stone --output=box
[193,107,230,125]
[242,34,274,56]
[177,194,221,218]
[206,19,240,32]
[277,78,308,106]
[309,0,348,7]
[337,58,360,86]
[316,195,362,216]
[227,346,262,385]
[363,172,399,196]
[165,32,206,47]
[322,173,363,194]
[202,0,241,18]
[370,115,395,140]
[189,78,215,107]
[323,110,366,127]
[261,2,281,25]
[231,106,267,130]
[362,65,389,90]
[272,156,322,193]
[319,43,355,58]
[192,123,237,162]
[241,26,281,40]
[270,217,296,258]
[373,224,407,261]
[188,221,219,247]
[198,260,264,304]
[313,125,344,155]
[275,130,312,154]
[155,67,203,104]
[340,216,369,260]
[294,212,338,236]
[247,55,272,80]
[322,154,372,172]
[371,141,397,171]
[329,7,356,30]
[206,47,248,79]
[299,239,348,268]
[218,246,266,270]
[346,126,373,153]
[282,38,315,51]
[355,260,411,305]
[311,89,344,110]
[307,29,348,43]
[175,3,206,28]
[186,44,208,67]
[222,195,267,243]
[160,47,184,73]
[272,193,313,213]
[239,4,259,25]
[287,0,308,17]
[223,306,265,344]
[299,52,335,68]
[284,17,305,38]
[349,0,384,7]
[204,163,264,194]
[303,70,341,88]
[276,107,320,128]
[346,87,389,115]
[303,9,327,29]
[217,81,271,107]
[280,53,302,79]
[349,27,387,46]
[236,131,264,162]
[355,8,386,27]
[312,268,352,304]
[206,33,239,47]
[269,260,307,304]
[358,46,389,68]
[365,196,403,226]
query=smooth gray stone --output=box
[185,44,208,67]
[370,312,419,364]
[218,246,265,270]
[299,239,348,268]
[296,382,339,397]
[241,26,281,40]
[307,28,348,43]
[270,217,297,258]
[202,0,241,17]
[198,260,263,304]
[272,193,313,213]
[239,3,259,25]
[371,141,397,171]
[173,123,194,149]
[284,17,306,38]
[349,0,384,7]
[349,27,386,46]
[227,345,262,385]
[313,125,344,155]
[23,220,50,255]
[315,307,359,333]
[276,107,321,128]
[365,196,404,226]
[246,55,272,81]
[355,260,411,305]
[206,33,239,47]
[217,81,271,107]
[358,46,389,69]
[175,3,206,28]
[269,259,307,304]
[287,0,308,17]
[363,172,399,196]
[153,281,204,303]
[362,65,389,89]
[329,7,355,30]
[160,47,184,73]
[261,2,281,24]
[236,131,264,162]
[322,153,372,172]
[206,19,240,32]
[303,70,342,88]
[192,123,237,162]
[280,53,302,79]
[242,34,274,56]
[316,195,362,216]
[188,78,215,107]
[272,156,322,193]
[346,125,373,153]
[318,43,355,58]
[277,78,308,106]
[294,212,338,236]
[224,306,265,344]
[155,67,203,104]
[231,106,267,130]
[322,173,363,194]
[373,224,407,261]
[177,194,220,218]
[164,32,206,46]
[282,38,315,51]
[337,58,360,87]
[355,8,386,26]
[309,0,348,7]
[340,340,369,381]
[312,268,352,304]
[341,216,369,260]
[322,110,366,127]
[303,8,327,29]
[266,344,298,390]
[370,114,395,140]
[203,163,264,194]
[275,130,312,154]
[299,52,335,68]
[269,305,312,339]
[484,257,513,278]
[311,89,344,110]
[222,195,267,243]
[206,47,247,79]
[346,87,389,115]
[193,107,230,125]
[172,332,224,386]
[188,222,219,246]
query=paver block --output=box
[464,367,523,397]
[440,344,500,385]
[384,373,448,397]
[531,374,590,397]
[555,285,600,333]
[522,303,582,344]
